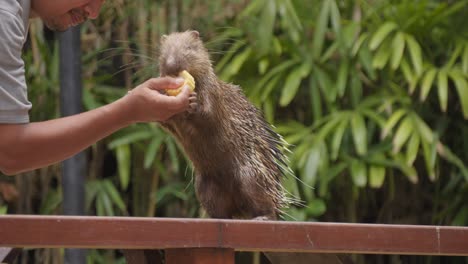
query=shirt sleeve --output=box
[0,9,31,124]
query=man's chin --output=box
[44,21,74,32]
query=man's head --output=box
[31,0,105,31]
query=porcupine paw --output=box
[187,91,199,114]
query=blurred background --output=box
[1,0,467,263]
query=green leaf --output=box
[336,59,349,97]
[108,130,153,149]
[116,145,131,190]
[315,66,335,102]
[398,162,418,184]
[257,0,276,55]
[255,59,298,91]
[392,116,413,153]
[412,113,433,143]
[312,0,330,58]
[369,165,385,188]
[437,143,468,182]
[165,139,180,173]
[391,32,405,70]
[421,139,436,181]
[102,180,126,212]
[306,199,327,217]
[405,34,423,75]
[463,44,468,74]
[144,136,164,169]
[221,47,252,80]
[401,59,417,92]
[406,132,420,165]
[372,42,392,69]
[351,114,367,155]
[303,146,321,188]
[369,22,398,50]
[419,68,437,101]
[331,118,348,160]
[280,62,311,106]
[352,33,368,56]
[258,58,269,75]
[351,160,367,187]
[0,206,7,215]
[437,70,448,112]
[449,70,468,119]
[261,74,281,101]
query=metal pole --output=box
[58,25,86,264]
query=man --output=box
[0,0,194,175]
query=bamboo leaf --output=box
[405,35,423,75]
[352,33,368,56]
[391,32,405,70]
[369,22,398,50]
[261,74,281,101]
[303,145,321,188]
[257,0,276,54]
[331,118,348,160]
[103,180,126,212]
[255,59,298,91]
[369,165,386,188]
[336,59,349,97]
[421,139,437,181]
[108,130,153,149]
[449,70,468,119]
[398,162,418,183]
[420,68,437,101]
[351,160,367,187]
[312,0,330,58]
[372,42,392,69]
[463,44,468,74]
[306,199,327,217]
[392,116,413,153]
[280,62,311,106]
[412,113,433,143]
[221,47,252,80]
[406,132,420,165]
[116,145,131,190]
[144,136,164,169]
[401,59,418,93]
[381,109,406,139]
[351,113,367,155]
[437,70,448,112]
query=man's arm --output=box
[0,77,191,175]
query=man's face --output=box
[39,0,105,32]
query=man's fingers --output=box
[146,77,184,91]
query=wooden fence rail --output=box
[0,215,467,263]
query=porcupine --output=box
[157,30,353,264]
[158,30,293,220]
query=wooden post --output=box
[165,248,235,264]
[0,247,21,263]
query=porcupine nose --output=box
[163,55,182,76]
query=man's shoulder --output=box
[0,0,21,16]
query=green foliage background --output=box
[0,0,467,263]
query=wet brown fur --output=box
[158,31,289,220]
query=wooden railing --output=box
[0,215,467,263]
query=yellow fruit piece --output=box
[166,70,196,96]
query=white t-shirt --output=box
[0,0,31,123]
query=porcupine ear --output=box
[190,30,200,39]
[161,34,168,43]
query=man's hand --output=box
[123,77,192,122]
